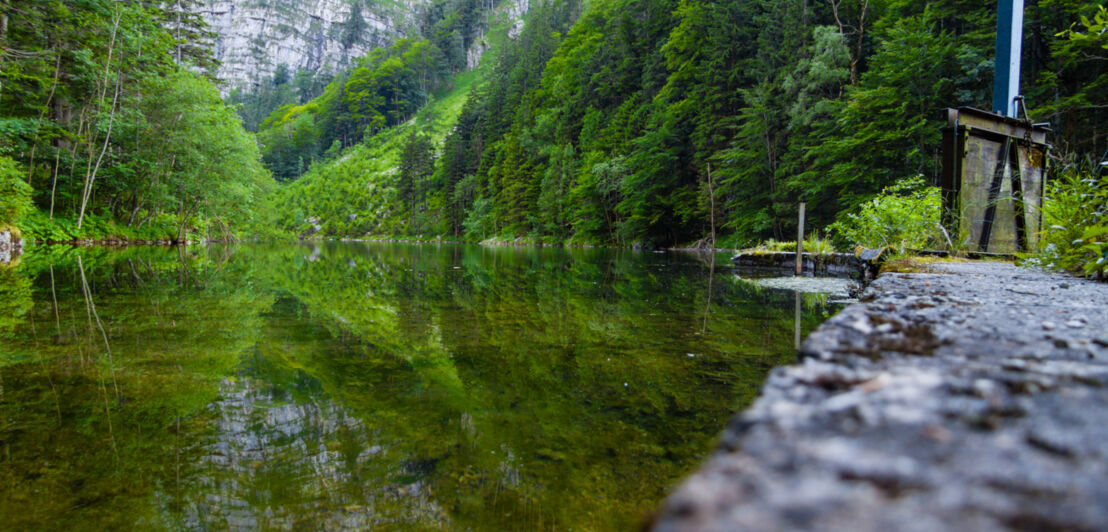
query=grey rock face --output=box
[172,378,448,530]
[196,0,532,92]
[0,229,22,263]
[653,262,1108,532]
[197,0,421,90]
[0,229,10,263]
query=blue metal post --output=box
[993,0,1024,117]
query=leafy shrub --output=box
[19,210,181,244]
[1036,170,1107,279]
[463,197,495,240]
[827,176,941,252]
[0,156,33,226]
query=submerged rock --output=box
[177,378,449,531]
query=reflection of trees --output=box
[248,242,832,531]
[0,247,272,529]
[0,266,32,347]
[0,243,837,531]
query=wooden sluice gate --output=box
[941,107,1051,254]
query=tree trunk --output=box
[829,0,868,85]
[127,198,143,226]
[77,7,122,229]
[49,147,61,219]
[77,69,122,228]
[137,209,156,229]
[176,199,200,243]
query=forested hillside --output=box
[0,0,273,242]
[270,0,1106,247]
[1,0,1104,250]
[248,0,515,182]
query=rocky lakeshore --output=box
[0,228,22,263]
[653,261,1108,532]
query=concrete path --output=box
[653,262,1108,532]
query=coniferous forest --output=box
[1,0,1106,258]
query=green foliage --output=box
[397,131,436,232]
[0,0,274,242]
[827,176,941,252]
[268,0,1102,251]
[1028,6,1108,279]
[0,156,33,225]
[228,66,331,132]
[1036,170,1108,279]
[0,267,32,341]
[252,0,504,183]
[1076,226,1108,279]
[138,70,273,240]
[1030,2,1107,158]
[463,195,496,239]
[17,210,179,244]
[253,38,443,182]
[265,0,519,238]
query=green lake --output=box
[0,242,838,531]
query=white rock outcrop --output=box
[195,0,533,93]
[198,0,423,91]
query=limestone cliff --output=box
[197,0,426,90]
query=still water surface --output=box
[0,242,837,531]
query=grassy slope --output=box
[271,8,515,238]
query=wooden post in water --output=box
[795,202,806,276]
[794,291,802,349]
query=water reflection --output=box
[0,243,838,530]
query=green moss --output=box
[878,255,980,274]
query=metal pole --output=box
[992,0,1024,117]
[795,202,805,276]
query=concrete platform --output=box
[652,262,1108,532]
[731,251,880,280]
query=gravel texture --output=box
[653,261,1108,532]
